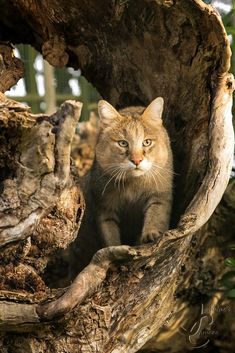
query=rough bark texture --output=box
[0,1,234,352]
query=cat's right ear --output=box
[142,97,164,123]
[98,100,120,127]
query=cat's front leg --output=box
[98,210,121,247]
[140,193,172,244]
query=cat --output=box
[78,97,173,250]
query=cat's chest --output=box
[102,182,150,211]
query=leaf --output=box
[225,26,235,36]
[221,271,235,288]
[222,10,233,27]
[224,258,235,267]
[227,242,235,251]
[225,288,235,298]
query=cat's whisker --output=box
[120,169,126,192]
[102,162,120,169]
[153,171,164,189]
[103,165,120,172]
[97,165,120,181]
[144,172,149,187]
[103,165,128,193]
[154,170,166,188]
[152,162,178,175]
[151,168,165,188]
[101,169,121,196]
[152,167,173,177]
[120,167,127,191]
[115,169,123,191]
[149,169,159,191]
[118,169,125,192]
[114,169,120,190]
[97,171,113,181]
[119,171,123,192]
[122,170,126,191]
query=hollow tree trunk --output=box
[0,1,234,352]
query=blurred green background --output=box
[6,0,235,121]
[6,45,99,121]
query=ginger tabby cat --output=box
[80,97,173,248]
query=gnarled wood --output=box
[0,1,234,352]
[0,95,85,313]
[0,43,24,93]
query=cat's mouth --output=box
[131,168,146,176]
[128,159,152,176]
[130,166,149,177]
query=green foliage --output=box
[227,241,235,250]
[225,288,235,298]
[221,270,235,287]
[223,241,235,299]
[223,13,234,28]
[226,26,235,36]
[224,257,235,266]
[222,0,235,76]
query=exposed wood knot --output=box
[69,45,92,70]
[178,213,197,231]
[0,92,30,112]
[0,98,83,249]
[0,43,24,92]
[225,74,235,92]
[42,36,69,67]
[113,0,130,20]
[155,0,174,7]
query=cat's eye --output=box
[118,140,129,147]
[143,139,152,147]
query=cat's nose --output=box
[131,157,143,166]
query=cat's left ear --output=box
[98,100,120,127]
[142,97,164,122]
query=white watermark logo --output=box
[179,304,216,349]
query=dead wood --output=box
[0,1,234,352]
[0,43,24,93]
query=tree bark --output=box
[0,1,234,352]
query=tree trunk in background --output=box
[0,1,234,352]
[43,60,57,115]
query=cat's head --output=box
[96,97,172,180]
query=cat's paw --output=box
[140,231,161,244]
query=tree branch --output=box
[0,98,83,248]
